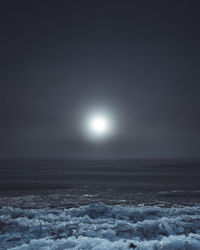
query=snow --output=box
[1,203,200,249]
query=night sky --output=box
[1,1,200,159]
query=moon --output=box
[84,112,113,140]
[89,115,109,135]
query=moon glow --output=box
[89,115,109,135]
[84,112,113,140]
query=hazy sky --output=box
[1,0,200,158]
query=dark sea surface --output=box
[0,159,200,208]
[1,159,200,249]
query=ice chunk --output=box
[0,203,200,249]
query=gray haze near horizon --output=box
[1,1,200,159]
[1,159,200,206]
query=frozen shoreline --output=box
[1,203,200,249]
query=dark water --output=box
[0,159,200,207]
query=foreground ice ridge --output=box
[0,203,200,249]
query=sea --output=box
[0,159,200,249]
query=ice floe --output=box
[0,203,200,249]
